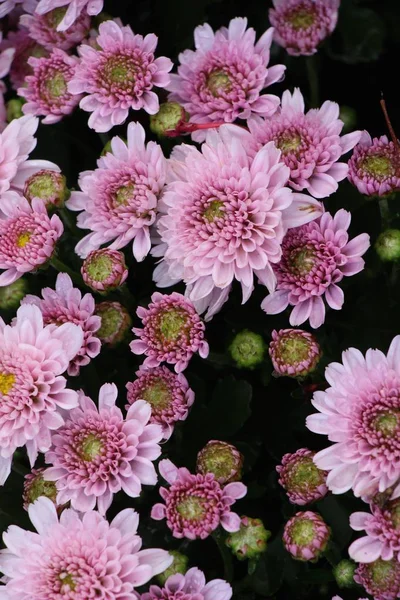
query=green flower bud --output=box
[197,440,243,484]
[150,102,187,137]
[95,301,132,346]
[0,278,27,310]
[226,516,271,560]
[229,329,266,369]
[375,229,400,262]
[6,98,25,122]
[339,106,357,133]
[333,559,357,588]
[156,551,189,585]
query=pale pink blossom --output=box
[35,0,104,31]
[141,568,232,600]
[349,498,400,563]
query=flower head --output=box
[126,366,195,440]
[248,88,361,198]
[21,272,101,376]
[354,558,400,600]
[35,0,104,31]
[81,248,128,293]
[277,448,328,505]
[307,336,400,498]
[166,17,285,141]
[22,467,57,510]
[66,121,166,261]
[283,510,330,561]
[21,4,90,51]
[333,559,357,589]
[376,230,400,262]
[226,516,271,560]
[196,440,244,485]
[0,303,83,484]
[269,328,321,377]
[142,567,232,600]
[1,28,48,91]
[95,301,132,346]
[348,132,400,197]
[24,168,69,208]
[0,278,27,310]
[130,292,209,373]
[151,459,247,540]
[156,551,189,586]
[69,20,173,132]
[349,498,400,563]
[261,210,370,329]
[229,330,266,369]
[0,497,172,599]
[269,0,340,56]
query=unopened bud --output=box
[81,249,128,294]
[197,440,243,484]
[229,330,266,369]
[333,559,356,589]
[269,329,321,378]
[375,229,400,262]
[6,98,25,122]
[95,301,132,346]
[156,551,189,585]
[0,278,27,310]
[150,102,188,137]
[226,516,271,560]
[24,169,69,208]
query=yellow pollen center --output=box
[59,572,76,591]
[277,134,302,154]
[288,9,315,30]
[80,434,103,461]
[177,496,206,521]
[0,373,15,395]
[207,71,231,97]
[203,200,225,222]
[17,231,32,248]
[373,411,399,436]
[113,184,135,206]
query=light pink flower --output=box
[354,559,400,600]
[269,328,321,377]
[166,17,285,142]
[261,210,370,329]
[307,336,400,498]
[126,365,195,440]
[277,448,328,505]
[0,31,15,81]
[68,20,173,132]
[283,510,330,561]
[0,303,83,485]
[130,292,209,373]
[35,0,104,32]
[0,193,64,287]
[21,272,101,376]
[81,248,128,293]
[67,121,166,261]
[349,498,400,563]
[151,459,247,540]
[348,131,400,197]
[269,0,340,56]
[141,568,232,600]
[1,28,48,91]
[0,0,34,18]
[0,497,173,599]
[44,383,163,514]
[153,125,323,320]
[248,88,361,198]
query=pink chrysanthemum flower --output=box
[66,121,166,261]
[126,365,195,440]
[81,248,128,293]
[130,292,209,373]
[21,272,101,376]
[349,498,400,563]
[68,20,173,132]
[0,0,34,18]
[0,193,64,287]
[348,132,400,197]
[283,511,330,561]
[141,568,232,600]
[19,48,81,124]
[277,448,328,505]
[261,210,370,329]
[1,28,48,91]
[166,17,285,142]
[44,383,163,514]
[269,0,340,56]
[151,459,247,540]
[307,336,400,498]
[248,88,361,198]
[22,467,58,510]
[0,497,173,598]
[35,0,104,32]
[269,328,321,377]
[153,125,323,320]
[354,558,400,600]
[197,441,244,485]
[0,303,83,485]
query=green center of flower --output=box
[27,474,57,505]
[288,9,315,30]
[105,56,136,86]
[277,335,311,366]
[113,184,135,206]
[158,309,187,342]
[290,518,315,546]
[373,411,399,436]
[0,372,15,395]
[290,247,315,275]
[86,255,113,282]
[80,434,103,461]
[45,72,67,98]
[59,572,76,591]
[46,7,68,28]
[207,71,231,97]
[362,155,394,178]
[289,457,323,490]
[97,306,123,339]
[142,379,172,410]
[176,496,206,521]
[203,200,225,222]
[16,232,32,249]
[276,134,302,154]
[201,446,238,481]
[369,558,396,585]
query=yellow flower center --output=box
[177,496,206,521]
[0,372,15,395]
[288,9,315,30]
[59,572,76,591]
[207,71,231,97]
[80,434,103,461]
[17,231,32,248]
[203,200,225,222]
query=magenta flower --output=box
[277,448,328,505]
[0,497,173,598]
[153,125,323,320]
[348,131,400,197]
[166,17,285,141]
[269,328,321,377]
[248,88,361,198]
[307,336,400,498]
[130,292,209,373]
[44,383,163,514]
[21,272,101,376]
[151,459,247,539]
[21,3,90,51]
[261,210,370,329]
[141,567,232,600]
[67,121,166,261]
[283,511,330,561]
[354,559,400,600]
[1,28,48,91]
[68,20,173,132]
[0,303,83,485]
[349,498,400,563]
[269,0,340,56]
[126,365,195,440]
[35,0,104,31]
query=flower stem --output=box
[59,208,79,236]
[212,531,234,582]
[50,256,83,287]
[118,284,135,311]
[306,56,319,108]
[379,196,390,228]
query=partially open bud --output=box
[229,329,266,370]
[95,301,132,346]
[226,516,271,560]
[23,467,58,511]
[269,329,321,378]
[6,98,25,122]
[277,448,328,505]
[150,102,188,137]
[81,249,128,294]
[375,229,400,262]
[355,558,400,600]
[156,551,189,586]
[24,169,69,209]
[0,278,27,310]
[283,511,330,562]
[333,559,356,589]
[196,440,244,485]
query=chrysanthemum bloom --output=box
[0,497,173,598]
[348,132,400,197]
[151,459,247,540]
[142,567,232,600]
[21,272,101,376]
[229,330,266,369]
[376,230,400,263]
[166,17,285,142]
[269,329,321,377]
[248,89,361,198]
[283,511,330,561]
[21,4,91,51]
[226,516,271,560]
[262,210,370,329]
[157,551,189,586]
[81,248,128,293]
[19,48,81,124]
[1,29,47,91]
[22,467,57,510]
[333,559,357,589]
[126,366,195,440]
[0,303,83,484]
[349,498,400,563]
[66,122,166,261]
[354,558,400,600]
[277,448,328,505]
[269,0,340,56]
[95,301,132,346]
[24,168,68,208]
[0,193,63,286]
[0,278,27,310]
[153,126,323,320]
[68,20,173,132]
[307,336,400,498]
[44,383,163,514]
[196,440,244,485]
[35,0,104,31]
[130,292,209,373]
